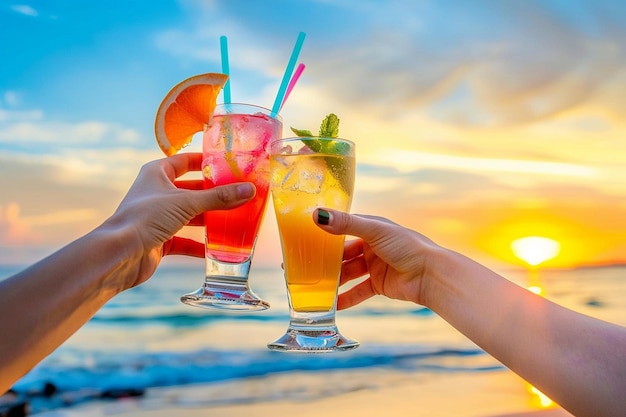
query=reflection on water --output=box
[529,383,554,408]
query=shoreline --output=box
[33,368,574,417]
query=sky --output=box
[2,0,626,270]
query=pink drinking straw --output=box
[279,63,305,112]
[271,32,306,117]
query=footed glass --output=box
[267,136,359,351]
[180,103,282,311]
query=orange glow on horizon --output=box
[382,194,626,270]
[463,203,626,268]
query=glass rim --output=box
[214,102,282,122]
[270,136,355,147]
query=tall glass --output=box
[181,103,282,311]
[267,137,359,352]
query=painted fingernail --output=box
[317,209,330,225]
[236,183,255,199]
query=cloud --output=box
[177,4,622,135]
[378,150,598,178]
[0,202,100,247]
[0,98,162,256]
[156,0,626,133]
[153,19,292,79]
[0,154,133,260]
[0,106,160,246]
[0,108,42,122]
[1,146,159,193]
[10,4,38,17]
[2,91,20,106]
[288,1,626,129]
[0,201,104,265]
[0,119,143,147]
[0,202,38,245]
[154,1,276,71]
[0,103,169,192]
[25,209,101,226]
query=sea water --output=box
[2,261,625,413]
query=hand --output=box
[105,152,255,290]
[313,208,444,309]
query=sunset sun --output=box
[511,236,561,267]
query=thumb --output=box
[196,182,256,212]
[313,208,397,241]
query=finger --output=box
[343,238,364,261]
[162,152,203,179]
[195,182,256,212]
[314,208,395,242]
[339,254,369,286]
[337,279,376,310]
[163,236,204,258]
[174,179,204,190]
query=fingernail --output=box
[317,209,331,225]
[236,183,254,199]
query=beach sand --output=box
[37,368,574,417]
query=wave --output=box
[90,306,434,328]
[14,343,496,412]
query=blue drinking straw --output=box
[220,35,231,104]
[271,32,306,117]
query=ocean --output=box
[2,261,625,414]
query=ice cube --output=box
[279,158,326,194]
[202,164,212,180]
[298,165,325,194]
[279,166,298,190]
[203,153,237,183]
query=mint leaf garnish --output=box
[290,113,353,194]
[291,113,347,155]
[290,127,313,137]
[291,113,339,140]
[319,113,339,138]
[332,141,350,155]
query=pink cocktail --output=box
[181,103,282,310]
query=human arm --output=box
[0,153,255,394]
[314,208,626,417]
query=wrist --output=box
[419,246,465,310]
[87,219,144,296]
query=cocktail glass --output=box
[267,136,359,351]
[181,103,282,311]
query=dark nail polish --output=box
[317,209,330,225]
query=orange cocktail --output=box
[271,152,353,311]
[268,136,359,352]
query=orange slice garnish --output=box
[155,73,228,156]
